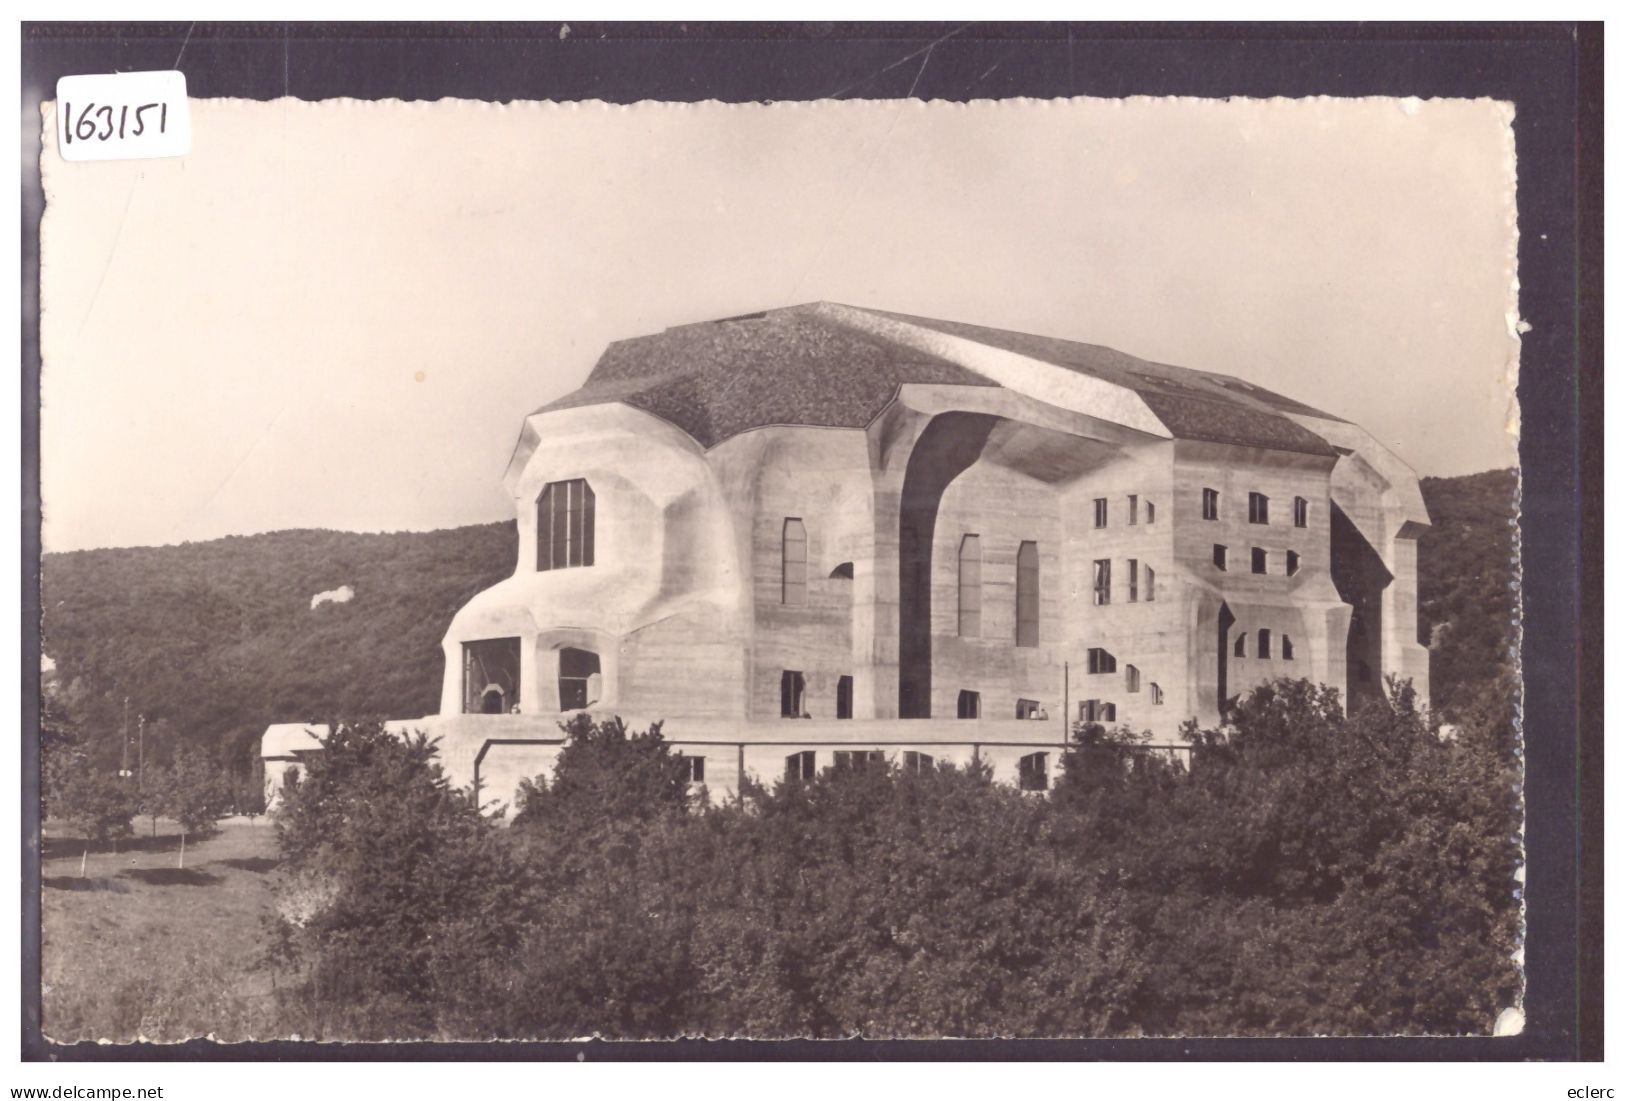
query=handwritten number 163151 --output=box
[61,101,168,144]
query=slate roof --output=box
[535,303,1341,456]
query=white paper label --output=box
[56,70,191,162]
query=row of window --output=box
[1212,544,1302,576]
[780,670,856,719]
[1204,488,1311,528]
[1084,649,1165,702]
[1092,558,1156,605]
[1234,629,1295,660]
[784,749,1049,789]
[955,535,1043,645]
[1092,494,1157,528]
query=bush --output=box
[269,687,1520,1039]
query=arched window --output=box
[958,534,982,638]
[781,518,807,605]
[1234,632,1247,658]
[1258,629,1272,659]
[537,479,595,571]
[1016,541,1040,646]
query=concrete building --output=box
[262,303,1429,809]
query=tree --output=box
[270,720,519,1039]
[55,769,138,877]
[157,753,231,867]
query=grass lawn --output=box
[40,816,285,1043]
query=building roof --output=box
[535,302,1342,456]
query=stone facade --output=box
[262,303,1430,810]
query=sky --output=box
[40,95,1520,552]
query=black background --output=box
[20,21,1603,1063]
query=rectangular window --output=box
[1087,647,1117,674]
[1286,550,1301,576]
[1102,703,1117,723]
[1092,558,1112,606]
[780,670,806,718]
[1202,488,1219,521]
[1150,683,1164,705]
[462,637,522,714]
[1249,492,1270,524]
[1127,559,1139,603]
[1294,496,1309,528]
[833,750,885,771]
[1125,665,1140,693]
[1252,547,1268,574]
[678,755,706,784]
[957,689,981,719]
[1146,500,1156,524]
[1093,498,1108,528]
[1016,698,1041,720]
[785,750,816,782]
[1258,628,1273,659]
[958,534,982,638]
[836,674,854,720]
[1079,699,1099,722]
[902,750,935,774]
[1128,495,1139,525]
[1145,565,1157,602]
[781,518,807,605]
[1213,544,1228,570]
[1019,751,1049,792]
[558,647,601,711]
[537,479,596,571]
[1016,541,1040,647]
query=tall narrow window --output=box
[1018,752,1049,792]
[1102,702,1117,722]
[1202,488,1220,521]
[780,670,806,718]
[1125,664,1141,692]
[537,479,596,571]
[1150,683,1164,705]
[781,518,807,605]
[1234,633,1247,658]
[1127,559,1139,602]
[1087,648,1117,674]
[1282,635,1295,661]
[1258,629,1272,659]
[1093,498,1109,528]
[1249,492,1270,524]
[785,751,816,781]
[1016,541,1040,647]
[958,534,982,638]
[1146,500,1156,524]
[1286,550,1301,576]
[1252,547,1269,574]
[1145,565,1157,602]
[957,690,981,719]
[1092,558,1112,606]
[836,675,854,720]
[1294,496,1309,528]
[1128,495,1139,525]
[1213,544,1228,570]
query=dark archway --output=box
[1330,503,1393,710]
[897,412,999,718]
[1216,601,1235,717]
